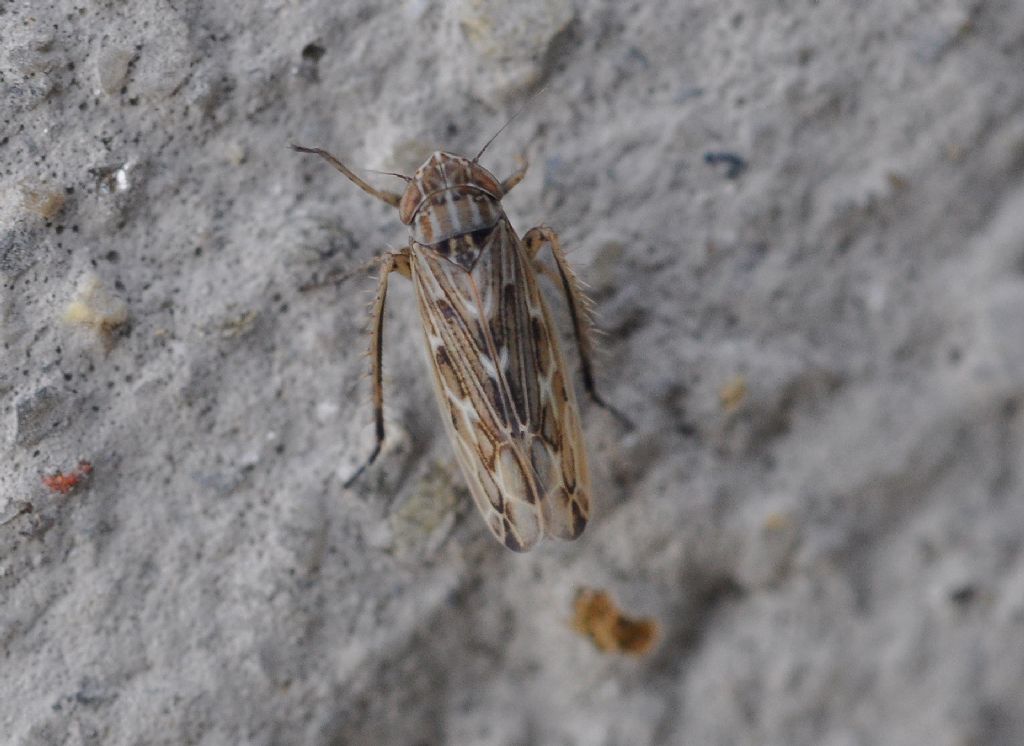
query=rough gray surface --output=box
[3,0,1024,743]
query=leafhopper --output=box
[294,135,624,551]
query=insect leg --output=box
[291,144,403,208]
[523,226,633,428]
[299,254,383,292]
[344,250,411,487]
[499,156,529,195]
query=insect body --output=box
[294,143,621,551]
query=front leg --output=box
[522,226,633,428]
[499,156,528,195]
[343,250,411,487]
[291,145,403,208]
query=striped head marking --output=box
[399,152,505,246]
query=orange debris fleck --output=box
[572,588,658,656]
[719,375,748,414]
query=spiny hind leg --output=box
[523,226,633,428]
[299,253,385,292]
[344,250,411,487]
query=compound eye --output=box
[468,164,502,197]
[398,183,423,224]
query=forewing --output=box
[411,220,591,549]
[411,236,542,551]
[481,221,591,541]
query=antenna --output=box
[364,168,411,182]
[472,86,548,163]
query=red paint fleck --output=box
[41,460,93,494]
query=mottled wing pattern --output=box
[410,218,591,551]
[483,220,591,541]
